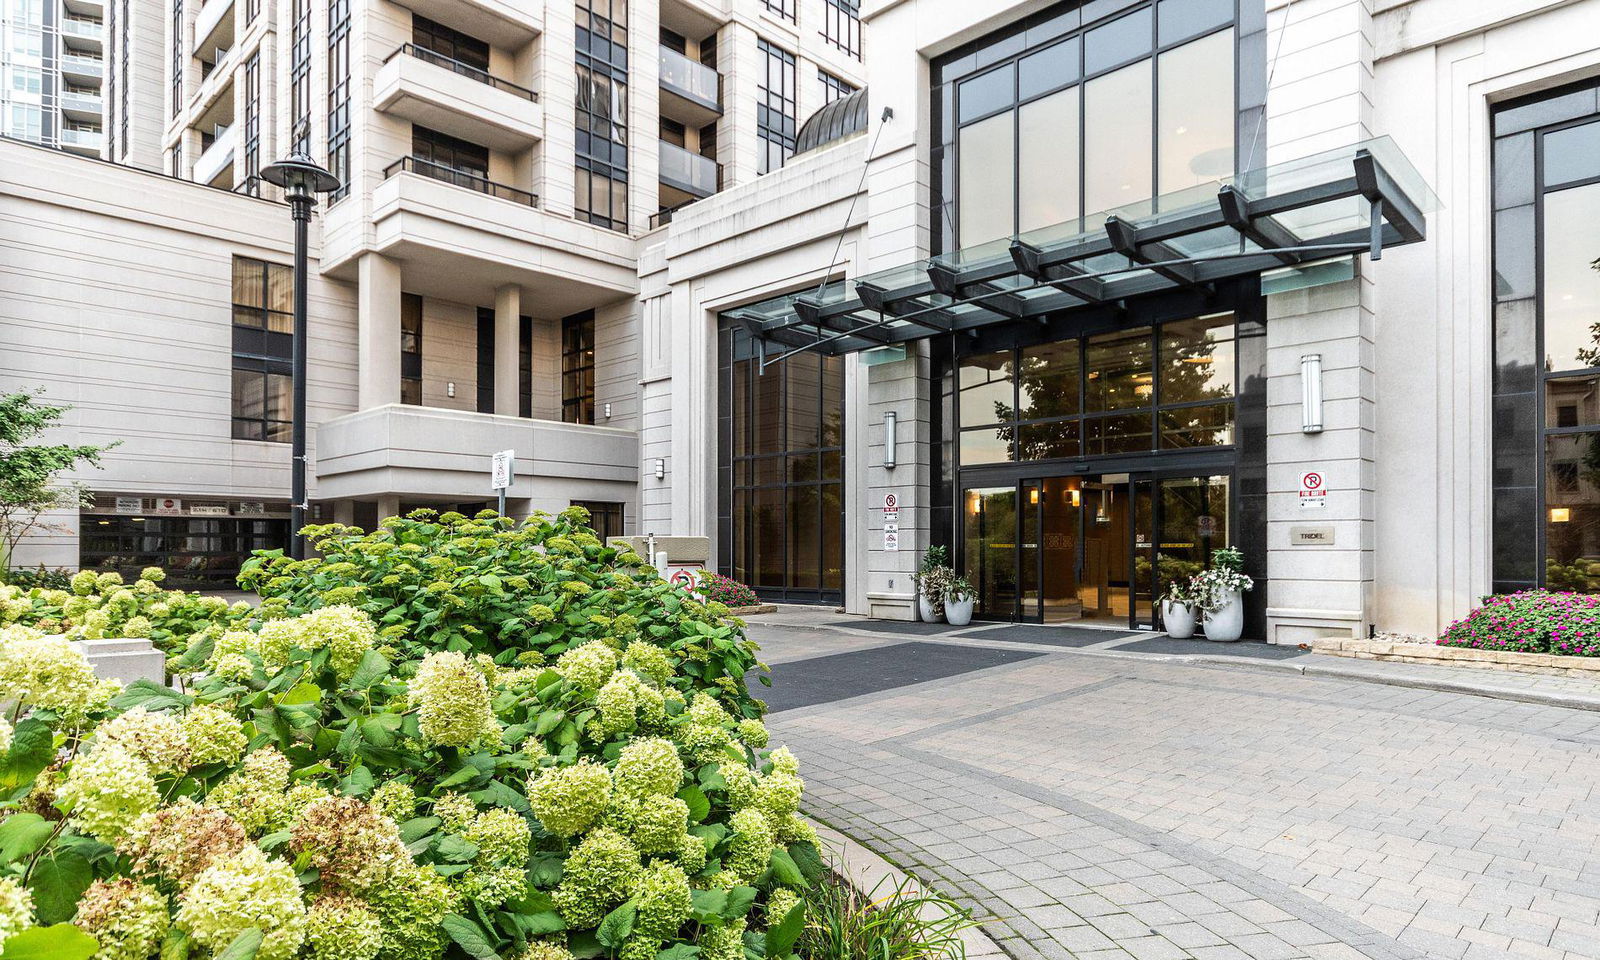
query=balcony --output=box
[194,124,236,187]
[316,405,638,503]
[60,90,103,121]
[364,160,638,314]
[658,45,720,126]
[60,126,103,155]
[375,45,542,151]
[60,17,103,52]
[193,0,234,63]
[397,0,540,48]
[659,141,719,199]
[60,53,104,82]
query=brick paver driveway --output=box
[750,620,1600,960]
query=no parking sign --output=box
[1298,470,1327,510]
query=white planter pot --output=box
[1161,600,1197,639]
[1202,590,1245,642]
[945,595,974,626]
[918,593,942,623]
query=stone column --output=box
[357,252,402,409]
[494,284,521,416]
[377,494,401,521]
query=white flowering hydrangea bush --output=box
[0,512,822,960]
[0,565,255,664]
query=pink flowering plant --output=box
[1437,590,1600,657]
[695,574,759,610]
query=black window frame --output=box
[756,38,797,175]
[819,68,856,105]
[562,311,596,424]
[290,0,311,153]
[231,256,296,443]
[169,0,182,116]
[572,500,624,540]
[401,292,423,405]
[413,15,490,71]
[413,124,489,177]
[242,52,260,195]
[762,0,795,23]
[327,0,351,200]
[820,0,860,60]
[575,0,630,231]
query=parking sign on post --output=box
[491,449,515,516]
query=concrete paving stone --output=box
[1154,921,1229,950]
[1118,935,1192,960]
[1225,933,1304,960]
[1188,947,1253,960]
[1051,924,1120,952]
[1092,913,1162,941]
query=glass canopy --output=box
[729,137,1438,361]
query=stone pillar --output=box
[357,252,403,409]
[377,494,401,521]
[494,284,521,416]
[1261,0,1377,642]
[333,499,354,525]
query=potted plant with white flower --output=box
[1160,574,1203,639]
[944,575,976,627]
[914,545,951,622]
[1195,547,1253,642]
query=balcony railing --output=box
[383,155,539,207]
[60,90,103,113]
[659,141,720,198]
[385,44,538,101]
[61,53,104,79]
[648,200,700,229]
[658,45,720,113]
[60,126,103,149]
[61,17,103,41]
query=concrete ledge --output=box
[727,604,778,616]
[67,636,166,686]
[1308,637,1600,679]
[812,820,1006,960]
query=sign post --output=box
[491,449,515,517]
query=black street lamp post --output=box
[259,150,340,560]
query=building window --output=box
[119,0,129,151]
[476,308,495,413]
[935,0,1239,249]
[819,68,855,106]
[290,0,311,152]
[242,53,261,195]
[81,511,290,586]
[718,320,845,602]
[401,293,423,405]
[562,311,596,424]
[956,314,1235,464]
[820,0,860,59]
[413,16,489,70]
[231,257,295,442]
[756,39,796,174]
[762,0,794,22]
[575,0,629,231]
[326,0,351,200]
[413,125,489,178]
[572,500,624,540]
[169,0,182,116]
[245,0,258,21]
[1492,78,1600,594]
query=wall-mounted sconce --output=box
[883,411,898,470]
[1069,489,1081,507]
[604,402,612,419]
[1301,354,1324,434]
[968,490,980,514]
[1552,507,1572,523]
[653,458,665,481]
[1029,488,1039,505]
[446,382,456,398]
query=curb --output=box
[810,821,1008,960]
[1179,654,1600,713]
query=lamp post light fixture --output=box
[259,149,341,560]
[883,411,898,470]
[1301,353,1324,434]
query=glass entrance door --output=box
[964,486,1020,619]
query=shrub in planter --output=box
[696,574,759,610]
[1438,590,1600,657]
[0,510,822,960]
[0,567,73,591]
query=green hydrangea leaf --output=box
[109,679,192,713]
[569,931,605,959]
[27,848,93,925]
[722,886,758,921]
[596,901,637,949]
[0,814,53,865]
[213,927,263,960]
[764,901,805,960]
[766,849,807,889]
[437,835,480,862]
[690,889,728,924]
[441,914,500,960]
[786,841,825,885]
[349,649,391,689]
[677,786,710,822]
[0,923,99,960]
[655,946,700,960]
[527,851,564,888]
[339,765,375,797]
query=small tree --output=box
[0,391,116,572]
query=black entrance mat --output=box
[754,641,1045,713]
[825,619,988,635]
[1111,637,1308,659]
[970,624,1145,647]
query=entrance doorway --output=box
[961,473,1230,628]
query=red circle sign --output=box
[884,493,897,511]
[1302,472,1323,491]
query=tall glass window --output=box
[762,0,794,22]
[1492,80,1600,593]
[821,0,860,60]
[290,0,310,152]
[326,0,351,200]
[936,0,1242,250]
[819,68,856,106]
[718,320,845,603]
[401,294,423,405]
[576,0,629,231]
[231,257,295,442]
[562,311,596,424]
[242,52,260,195]
[756,39,796,174]
[169,0,182,116]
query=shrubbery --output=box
[1437,589,1600,657]
[0,508,827,960]
[695,575,759,611]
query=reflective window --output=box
[958,64,1014,123]
[1084,7,1151,75]
[1157,29,1235,191]
[1541,182,1600,373]
[1018,40,1076,100]
[958,351,1014,426]
[1159,314,1236,403]
[1018,88,1079,233]
[562,311,596,424]
[1543,120,1600,188]
[1018,340,1080,420]
[1084,60,1153,215]
[958,112,1015,245]
[1086,327,1153,412]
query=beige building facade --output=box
[7,0,1600,643]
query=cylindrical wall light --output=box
[653,458,665,480]
[883,411,898,470]
[1301,354,1324,434]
